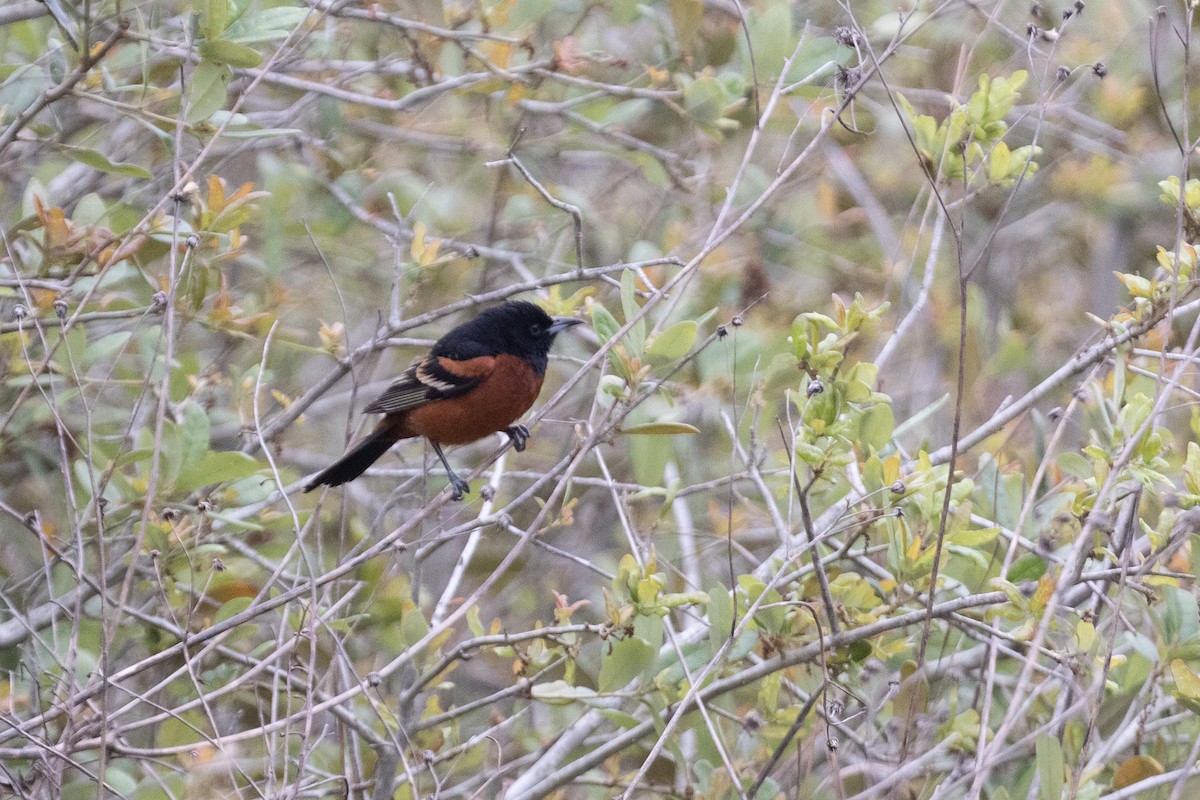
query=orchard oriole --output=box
[304,301,582,499]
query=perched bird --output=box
[304,301,582,499]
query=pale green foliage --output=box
[900,71,1041,184]
[4,0,1200,797]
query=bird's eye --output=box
[530,323,543,336]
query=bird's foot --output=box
[506,424,530,452]
[447,472,471,501]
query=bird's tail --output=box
[304,422,403,491]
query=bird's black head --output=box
[434,301,582,373]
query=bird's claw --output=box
[506,424,530,452]
[447,474,471,501]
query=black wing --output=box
[362,355,490,414]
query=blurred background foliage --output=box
[3,0,1200,797]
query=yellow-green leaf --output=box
[591,304,620,343]
[619,422,700,436]
[199,0,229,39]
[187,60,233,124]
[1035,734,1064,800]
[63,146,153,179]
[683,76,727,124]
[1075,620,1095,652]
[175,451,261,492]
[199,39,263,68]
[531,680,598,704]
[988,140,1012,183]
[949,527,1000,547]
[1171,658,1200,699]
[599,635,655,692]
[668,0,702,54]
[645,320,697,363]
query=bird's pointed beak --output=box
[549,316,584,335]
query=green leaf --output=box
[739,574,786,633]
[683,76,727,124]
[949,526,1000,548]
[212,595,261,643]
[846,376,874,403]
[633,612,664,650]
[987,577,1025,608]
[1076,619,1096,652]
[606,0,639,24]
[531,680,598,704]
[72,458,97,502]
[223,6,310,44]
[1035,734,1064,800]
[61,146,152,179]
[1171,658,1200,702]
[591,304,620,343]
[646,320,698,364]
[893,670,929,717]
[619,422,700,436]
[216,125,305,139]
[205,509,265,531]
[753,778,781,800]
[658,590,710,607]
[187,60,233,124]
[114,448,154,469]
[794,440,825,464]
[668,0,702,53]
[947,544,990,571]
[598,708,643,729]
[856,402,894,450]
[72,193,107,225]
[620,268,645,355]
[515,0,555,24]
[103,767,138,796]
[988,140,1011,183]
[155,710,207,750]
[179,402,211,470]
[1158,585,1200,653]
[707,581,732,654]
[599,635,656,692]
[1057,451,1093,480]
[400,602,429,648]
[847,360,879,389]
[863,454,884,493]
[597,374,627,403]
[466,606,485,637]
[651,637,711,686]
[1187,440,1200,484]
[912,113,940,161]
[620,266,638,322]
[1007,553,1047,584]
[786,35,843,85]
[636,577,661,604]
[199,39,262,68]
[849,640,871,662]
[727,628,759,661]
[175,451,262,492]
[199,0,230,39]
[742,2,793,83]
[719,71,747,99]
[150,421,184,489]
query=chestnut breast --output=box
[402,353,545,445]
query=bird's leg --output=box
[431,442,470,500]
[505,424,530,452]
